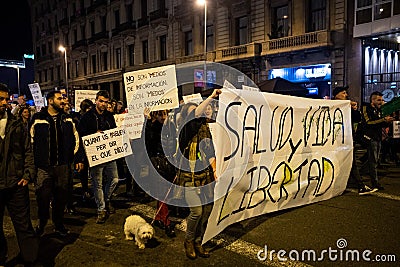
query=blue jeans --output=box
[90,161,119,212]
[184,182,212,243]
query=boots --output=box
[165,224,176,238]
[194,242,210,258]
[105,201,116,214]
[184,240,197,259]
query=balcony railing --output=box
[215,43,261,62]
[137,17,149,28]
[72,39,87,49]
[149,8,168,21]
[86,0,107,14]
[112,21,136,36]
[262,30,331,55]
[88,31,108,44]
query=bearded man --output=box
[30,91,84,236]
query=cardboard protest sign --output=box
[123,65,179,114]
[202,90,353,244]
[114,113,145,140]
[74,90,98,112]
[183,93,203,105]
[28,83,45,108]
[82,127,133,167]
[393,121,400,138]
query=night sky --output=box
[0,0,33,60]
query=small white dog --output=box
[124,215,155,249]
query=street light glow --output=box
[58,45,66,52]
[59,45,68,96]
[197,0,206,5]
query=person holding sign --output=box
[0,84,39,266]
[176,89,221,259]
[78,90,119,224]
[30,91,84,237]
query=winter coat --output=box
[29,107,80,168]
[0,112,35,189]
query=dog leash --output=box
[151,174,179,225]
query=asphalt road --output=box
[3,156,400,267]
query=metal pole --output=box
[203,1,207,91]
[64,50,68,96]
[16,67,20,96]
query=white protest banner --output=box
[82,127,133,167]
[242,85,260,91]
[114,113,145,140]
[183,93,203,105]
[28,83,45,107]
[123,65,179,114]
[202,90,353,244]
[74,90,98,112]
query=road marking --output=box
[128,203,311,266]
[346,189,400,201]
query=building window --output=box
[128,44,135,66]
[92,55,97,73]
[374,1,391,20]
[48,41,52,53]
[57,66,61,81]
[160,35,167,61]
[41,44,46,55]
[141,0,147,18]
[395,0,400,15]
[81,25,86,40]
[235,16,248,45]
[206,25,214,52]
[75,60,79,77]
[101,15,107,32]
[184,31,193,56]
[67,63,70,79]
[116,48,121,69]
[90,21,95,36]
[36,46,40,57]
[114,9,120,28]
[44,69,48,82]
[64,33,69,45]
[102,52,108,71]
[126,4,133,22]
[142,40,149,63]
[83,58,87,75]
[73,29,78,43]
[50,67,54,81]
[271,5,290,38]
[38,71,42,83]
[307,0,326,32]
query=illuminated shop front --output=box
[268,63,331,98]
[363,44,400,103]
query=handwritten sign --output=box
[82,127,133,167]
[74,90,98,112]
[114,113,145,140]
[393,121,400,138]
[242,85,260,91]
[28,83,45,107]
[202,89,352,244]
[183,93,203,105]
[123,65,179,114]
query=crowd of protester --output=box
[1,83,400,265]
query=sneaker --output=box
[358,186,378,195]
[96,210,107,224]
[372,183,384,190]
[54,225,70,237]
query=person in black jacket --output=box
[332,86,376,195]
[77,90,119,224]
[0,83,39,266]
[30,91,84,237]
[360,91,394,190]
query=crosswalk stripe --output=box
[346,189,400,201]
[128,203,311,266]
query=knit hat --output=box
[332,86,349,98]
